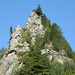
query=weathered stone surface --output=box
[0,52,19,75]
[0,12,45,75]
[41,49,73,64]
[59,50,67,56]
[0,12,74,75]
[6,25,29,54]
[45,42,54,49]
[26,12,45,36]
[6,25,22,51]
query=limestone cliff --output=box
[0,12,73,75]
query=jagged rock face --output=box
[0,12,74,75]
[0,52,19,75]
[6,25,29,54]
[0,12,45,75]
[26,12,45,36]
[6,12,44,54]
[41,49,73,64]
[25,12,45,44]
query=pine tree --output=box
[33,4,42,16]
[9,26,13,43]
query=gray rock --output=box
[41,49,73,64]
[26,12,45,37]
[0,52,19,75]
[0,12,74,75]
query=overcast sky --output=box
[0,0,75,51]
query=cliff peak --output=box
[0,11,74,75]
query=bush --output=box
[25,29,32,44]
[22,27,27,32]
[65,72,75,75]
[64,61,75,73]
[21,28,32,44]
[14,34,51,75]
[17,51,28,57]
[15,45,25,49]
[50,62,65,75]
[0,47,6,59]
[0,53,4,59]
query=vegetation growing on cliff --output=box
[14,5,75,75]
[34,4,75,61]
[15,33,75,75]
[0,4,74,75]
[0,47,6,59]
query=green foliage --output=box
[65,72,75,75]
[50,62,65,75]
[21,27,27,38]
[14,58,34,75]
[0,53,5,59]
[17,51,28,63]
[0,47,6,59]
[21,31,26,38]
[25,29,32,44]
[33,4,74,61]
[33,22,37,25]
[9,26,13,44]
[33,4,42,16]
[10,26,13,36]
[14,5,75,75]
[50,23,63,51]
[64,61,75,73]
[41,14,51,28]
[28,35,51,75]
[0,47,5,53]
[9,26,13,41]
[15,35,51,75]
[22,27,27,32]
[15,45,24,49]
[21,28,32,44]
[17,51,28,56]
[42,22,74,60]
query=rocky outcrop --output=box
[26,12,44,36]
[0,52,19,75]
[0,12,45,75]
[0,12,74,75]
[41,49,73,64]
[26,12,45,44]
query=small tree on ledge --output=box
[33,4,43,17]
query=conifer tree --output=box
[33,4,42,16]
[9,26,13,41]
[8,26,13,44]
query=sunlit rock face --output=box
[41,48,73,64]
[26,12,44,36]
[0,52,19,75]
[0,12,45,75]
[6,25,29,54]
[0,12,74,75]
